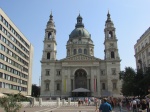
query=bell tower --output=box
[104,11,120,61]
[42,12,57,60]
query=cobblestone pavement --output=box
[0,105,128,112]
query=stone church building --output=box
[40,12,122,98]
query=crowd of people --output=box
[99,96,150,112]
[77,96,150,112]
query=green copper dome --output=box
[69,14,91,38]
[69,27,90,38]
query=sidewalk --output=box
[0,105,127,112]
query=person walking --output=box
[141,99,147,112]
[131,98,137,112]
[99,98,112,112]
[118,98,122,112]
[95,98,98,112]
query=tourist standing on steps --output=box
[99,98,112,112]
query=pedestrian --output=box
[118,98,122,112]
[95,98,98,112]
[99,98,112,112]
[30,98,33,107]
[126,98,131,112]
[88,98,91,106]
[131,98,137,112]
[140,99,147,112]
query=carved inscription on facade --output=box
[67,55,95,61]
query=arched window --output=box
[84,49,87,54]
[109,31,113,38]
[45,83,49,90]
[67,49,70,56]
[57,83,60,90]
[102,83,105,90]
[90,49,93,55]
[111,51,115,58]
[48,32,51,39]
[73,49,76,55]
[78,48,82,54]
[47,52,50,59]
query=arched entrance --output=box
[72,69,90,97]
[75,69,87,88]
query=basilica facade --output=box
[40,12,122,98]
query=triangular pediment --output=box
[60,54,101,61]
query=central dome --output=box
[69,14,91,38]
[69,27,90,38]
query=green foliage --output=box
[0,94,22,112]
[120,67,150,98]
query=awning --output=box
[72,88,90,92]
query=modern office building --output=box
[134,27,150,72]
[40,12,122,98]
[0,8,34,95]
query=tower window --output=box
[48,32,51,39]
[109,31,113,38]
[101,70,105,75]
[45,83,49,91]
[56,83,60,90]
[45,69,50,76]
[111,51,115,58]
[102,83,105,90]
[67,49,70,56]
[113,82,117,90]
[56,70,61,76]
[47,44,51,48]
[73,49,76,55]
[84,49,87,54]
[47,52,50,59]
[78,48,82,54]
[111,68,116,75]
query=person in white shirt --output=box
[131,98,137,112]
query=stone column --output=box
[68,98,71,105]
[87,78,89,89]
[39,98,42,106]
[62,99,65,105]
[32,98,36,107]
[57,97,60,106]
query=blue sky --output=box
[1,0,150,85]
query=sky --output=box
[0,0,150,86]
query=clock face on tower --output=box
[110,43,114,47]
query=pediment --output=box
[60,54,101,61]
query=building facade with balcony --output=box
[134,27,150,72]
[0,8,34,95]
[40,12,122,98]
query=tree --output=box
[120,67,150,98]
[141,67,150,96]
[0,94,22,112]
[119,67,136,96]
[31,84,40,97]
